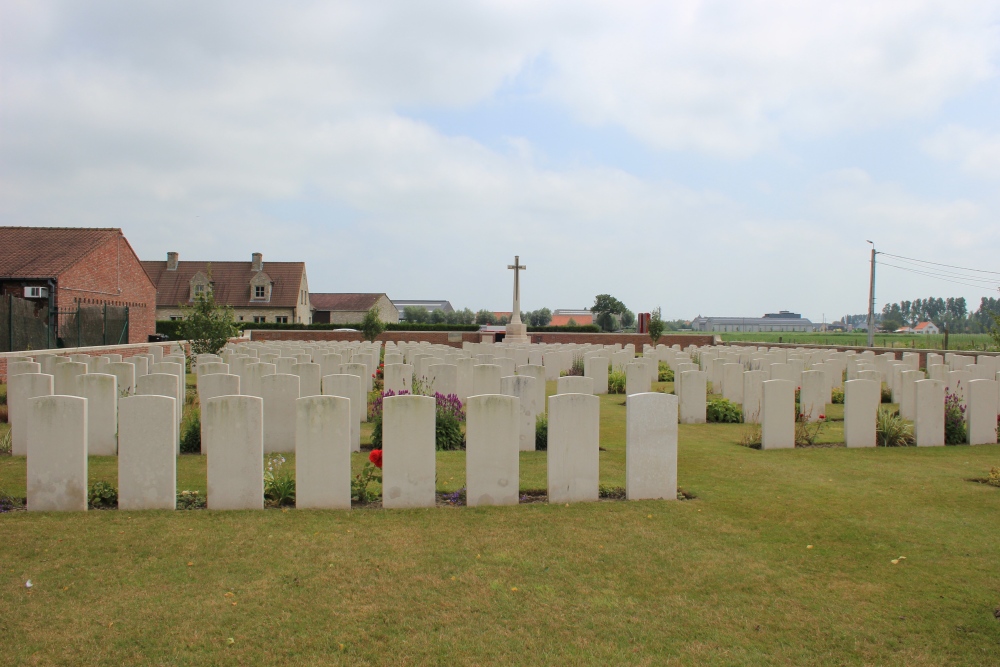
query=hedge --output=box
[157,321,601,337]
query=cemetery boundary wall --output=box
[248,329,716,349]
[0,341,174,383]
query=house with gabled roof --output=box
[311,293,398,324]
[142,251,311,325]
[912,321,940,335]
[0,226,157,345]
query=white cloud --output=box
[1,1,998,319]
[923,125,1000,180]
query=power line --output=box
[878,252,1000,277]
[878,260,1000,287]
[879,261,1000,291]
[881,255,1000,284]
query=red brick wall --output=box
[250,330,716,349]
[56,233,157,344]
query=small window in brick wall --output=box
[276,316,288,324]
[253,315,266,323]
[254,285,265,298]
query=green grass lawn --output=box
[1,383,999,665]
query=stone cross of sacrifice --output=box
[508,256,526,324]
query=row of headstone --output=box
[21,389,679,511]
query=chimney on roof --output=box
[251,252,263,272]
[167,252,179,271]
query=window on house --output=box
[276,316,288,324]
[254,285,265,298]
[169,316,182,321]
[253,315,266,323]
[194,284,205,295]
[238,316,244,321]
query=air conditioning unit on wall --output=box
[24,286,49,299]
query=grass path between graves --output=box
[1,384,1000,665]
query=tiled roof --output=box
[311,293,386,312]
[550,314,593,326]
[141,260,305,308]
[0,227,123,277]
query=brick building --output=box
[142,251,311,324]
[311,293,399,324]
[0,227,157,346]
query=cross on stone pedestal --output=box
[505,256,529,343]
[508,256,526,324]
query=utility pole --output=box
[866,241,877,348]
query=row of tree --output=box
[400,306,556,326]
[878,296,1000,333]
[842,297,1000,333]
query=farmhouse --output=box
[311,293,399,325]
[142,252,311,325]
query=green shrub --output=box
[179,407,201,454]
[263,455,295,506]
[988,467,1000,488]
[944,390,966,445]
[0,429,11,456]
[831,387,844,404]
[707,398,743,423]
[658,362,674,382]
[0,387,7,405]
[875,408,914,447]
[176,490,206,510]
[880,384,893,404]
[535,413,548,451]
[608,370,626,394]
[568,356,585,376]
[436,411,464,451]
[89,481,118,509]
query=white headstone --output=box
[118,395,177,510]
[8,372,53,456]
[626,392,678,500]
[844,379,879,448]
[27,395,88,511]
[205,395,264,510]
[466,394,520,507]
[761,379,795,449]
[966,379,999,445]
[295,395,352,509]
[501,375,539,451]
[914,379,945,447]
[322,374,363,452]
[547,393,600,504]
[382,394,437,509]
[261,373,300,454]
[76,373,118,456]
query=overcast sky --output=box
[2,1,999,321]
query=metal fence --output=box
[0,294,50,352]
[56,304,129,349]
[0,295,129,352]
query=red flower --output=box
[369,449,383,468]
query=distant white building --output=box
[691,311,815,333]
[913,321,940,334]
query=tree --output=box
[402,306,429,324]
[527,308,552,327]
[621,309,636,328]
[179,286,239,356]
[475,309,496,325]
[456,308,475,325]
[648,307,665,344]
[591,294,628,332]
[429,309,447,324]
[567,318,578,326]
[361,306,385,342]
[880,318,902,333]
[991,314,1000,350]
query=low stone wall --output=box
[248,329,716,349]
[0,342,175,383]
